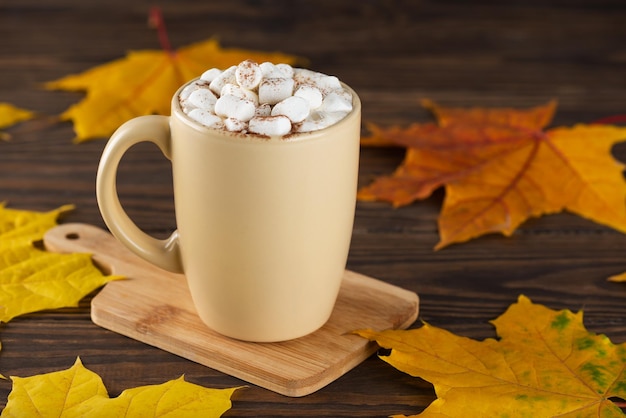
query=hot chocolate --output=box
[178,60,354,137]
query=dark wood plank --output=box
[2,0,626,415]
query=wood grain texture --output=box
[1,0,626,415]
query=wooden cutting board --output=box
[44,223,419,397]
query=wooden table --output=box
[2,1,626,416]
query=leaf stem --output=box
[149,6,174,56]
[592,114,626,125]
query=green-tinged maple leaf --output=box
[1,357,240,417]
[0,204,122,322]
[0,103,35,140]
[356,295,626,418]
[359,101,626,249]
[45,36,303,142]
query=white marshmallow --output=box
[249,115,292,136]
[179,80,208,101]
[259,62,283,79]
[259,62,274,75]
[221,83,259,106]
[187,88,217,111]
[331,88,353,103]
[220,83,242,98]
[235,60,263,90]
[214,94,256,122]
[244,90,260,106]
[200,68,223,83]
[315,75,342,92]
[275,63,294,78]
[258,78,294,105]
[294,85,323,109]
[188,108,223,128]
[209,65,237,95]
[293,68,320,84]
[181,103,195,114]
[321,91,353,113]
[295,110,346,132]
[271,96,310,123]
[179,86,194,102]
[224,117,247,132]
[294,69,342,94]
[255,103,272,117]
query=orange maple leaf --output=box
[359,100,626,249]
[45,8,304,142]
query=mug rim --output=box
[171,77,361,144]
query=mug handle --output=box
[96,115,183,273]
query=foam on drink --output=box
[179,60,354,137]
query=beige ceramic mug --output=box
[96,78,361,342]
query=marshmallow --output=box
[259,62,283,79]
[331,87,353,103]
[224,117,247,132]
[179,80,208,101]
[181,103,195,114]
[259,62,274,75]
[209,65,237,95]
[271,96,310,123]
[255,103,272,117]
[200,68,223,83]
[294,85,323,109]
[294,69,342,94]
[187,88,217,111]
[220,83,259,105]
[315,75,342,92]
[220,83,242,98]
[258,78,294,105]
[244,89,260,106]
[321,91,353,113]
[235,60,263,90]
[275,63,294,78]
[249,115,292,136]
[214,94,256,122]
[188,108,223,128]
[293,68,319,84]
[295,111,346,132]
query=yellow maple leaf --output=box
[0,103,35,140]
[1,357,239,417]
[0,204,73,245]
[0,204,122,322]
[45,37,303,142]
[608,272,626,282]
[356,295,626,417]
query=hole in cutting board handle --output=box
[59,228,114,275]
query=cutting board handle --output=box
[43,222,183,279]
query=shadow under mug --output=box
[96,79,361,342]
